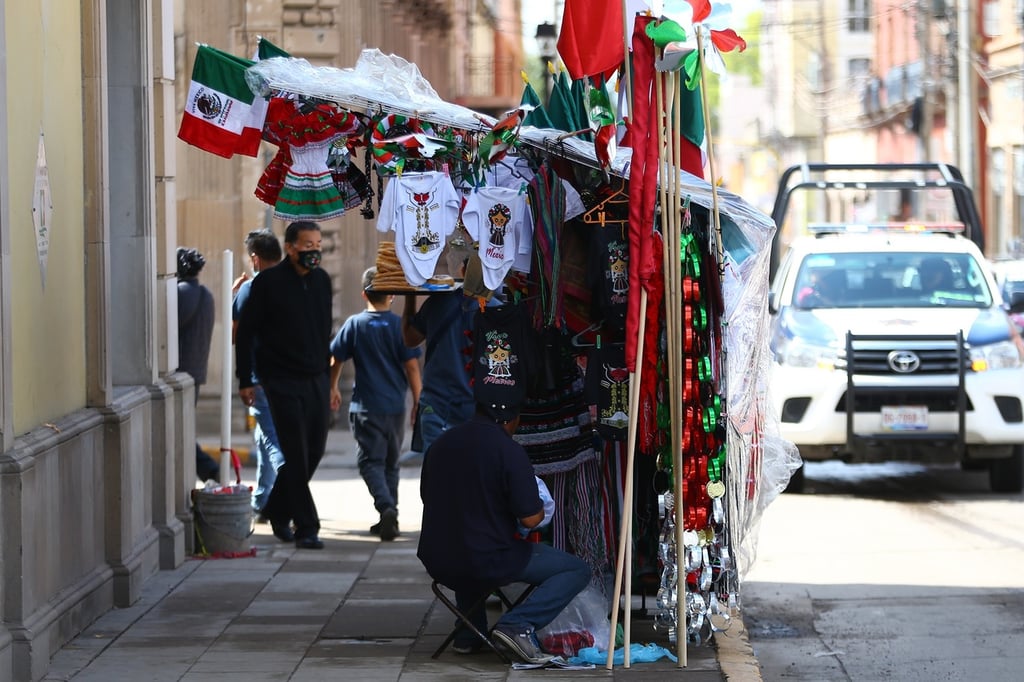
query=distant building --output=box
[750,1,1024,257]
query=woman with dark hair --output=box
[176,247,219,483]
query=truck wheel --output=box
[784,463,805,494]
[989,445,1024,494]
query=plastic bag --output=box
[536,584,611,657]
[569,642,679,666]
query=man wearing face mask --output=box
[235,221,333,549]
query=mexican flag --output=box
[178,44,265,158]
[256,36,290,60]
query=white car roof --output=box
[786,232,984,258]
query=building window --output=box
[1015,148,1024,251]
[848,58,871,80]
[992,148,1006,254]
[848,0,871,32]
[884,64,906,105]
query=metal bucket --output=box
[193,488,253,555]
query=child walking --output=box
[330,267,422,541]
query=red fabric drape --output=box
[557,0,625,81]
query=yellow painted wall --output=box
[7,1,87,433]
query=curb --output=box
[715,615,763,681]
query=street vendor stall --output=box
[179,23,798,667]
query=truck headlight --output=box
[969,340,1024,371]
[777,339,840,369]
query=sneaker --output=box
[491,625,554,664]
[379,508,399,542]
[369,518,400,536]
[451,641,481,655]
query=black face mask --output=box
[296,249,321,270]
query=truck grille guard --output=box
[844,331,968,456]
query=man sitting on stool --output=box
[417,401,590,664]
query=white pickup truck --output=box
[768,163,1024,493]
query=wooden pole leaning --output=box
[606,2,641,669]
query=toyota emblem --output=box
[888,350,921,373]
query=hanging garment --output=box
[376,171,462,286]
[274,137,349,220]
[255,145,290,206]
[583,344,629,442]
[526,163,568,329]
[542,457,610,587]
[463,187,530,291]
[586,221,630,331]
[472,303,537,419]
[328,148,373,211]
[515,331,596,475]
[254,97,296,207]
[261,99,363,220]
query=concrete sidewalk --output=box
[44,427,761,681]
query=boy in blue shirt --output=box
[330,267,422,541]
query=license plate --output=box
[881,406,928,431]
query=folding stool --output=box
[430,580,538,661]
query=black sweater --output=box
[235,258,332,388]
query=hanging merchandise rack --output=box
[182,38,799,669]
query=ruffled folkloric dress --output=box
[256,98,363,221]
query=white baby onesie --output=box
[376,171,461,286]
[463,186,528,290]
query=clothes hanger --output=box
[571,321,603,348]
[582,186,629,227]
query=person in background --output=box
[795,268,845,308]
[231,229,285,521]
[235,221,333,550]
[176,247,219,484]
[918,256,955,293]
[400,281,478,464]
[329,267,422,541]
[418,403,589,663]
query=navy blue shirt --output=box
[330,309,421,414]
[410,293,477,418]
[235,258,332,388]
[418,414,542,589]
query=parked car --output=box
[769,163,1024,493]
[989,258,1024,333]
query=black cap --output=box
[477,401,520,424]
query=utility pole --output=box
[957,0,976,189]
[818,3,830,163]
[917,1,933,161]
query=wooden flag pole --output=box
[605,1,641,670]
[671,72,689,667]
[695,27,724,264]
[605,290,647,670]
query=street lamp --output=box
[534,21,558,102]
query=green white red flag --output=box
[178,44,265,158]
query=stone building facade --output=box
[0,1,522,679]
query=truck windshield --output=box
[793,252,993,309]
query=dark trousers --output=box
[452,543,591,645]
[351,411,404,514]
[261,373,330,539]
[193,383,220,482]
